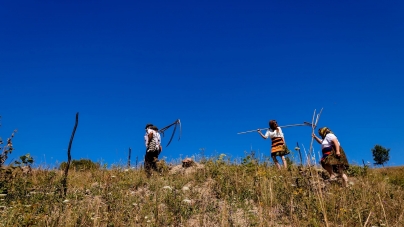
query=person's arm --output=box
[146,132,153,147]
[332,138,340,157]
[312,133,323,144]
[278,128,286,144]
[144,134,149,147]
[257,129,269,139]
[158,134,162,152]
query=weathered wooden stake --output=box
[127,147,131,168]
[62,112,79,197]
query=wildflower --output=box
[182,186,190,192]
[182,199,192,205]
[248,209,258,214]
[218,154,226,161]
[162,186,172,191]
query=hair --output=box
[150,125,158,131]
[269,120,279,132]
[318,127,333,139]
[145,123,153,129]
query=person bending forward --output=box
[313,127,349,187]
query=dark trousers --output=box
[144,150,159,177]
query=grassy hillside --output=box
[1,158,404,226]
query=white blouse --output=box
[264,127,284,139]
[321,133,340,149]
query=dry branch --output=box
[61,112,79,197]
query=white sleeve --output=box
[144,134,149,147]
[326,134,336,140]
[277,127,284,138]
[325,134,339,145]
[264,130,272,138]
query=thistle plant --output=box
[0,116,17,168]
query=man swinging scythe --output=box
[144,119,181,177]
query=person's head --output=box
[145,123,153,130]
[318,127,332,139]
[269,120,278,130]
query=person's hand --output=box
[257,129,261,133]
[312,133,316,138]
[335,151,341,157]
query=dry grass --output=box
[1,158,404,226]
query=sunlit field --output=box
[1,154,404,227]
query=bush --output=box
[345,165,368,177]
[59,159,100,171]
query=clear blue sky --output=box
[1,0,403,167]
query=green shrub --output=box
[346,165,368,177]
[59,159,100,171]
[389,176,404,189]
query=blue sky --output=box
[1,0,403,167]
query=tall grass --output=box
[1,157,404,226]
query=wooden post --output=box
[62,112,79,197]
[127,147,131,168]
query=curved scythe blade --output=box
[159,119,181,147]
[165,122,177,147]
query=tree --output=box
[371,144,390,167]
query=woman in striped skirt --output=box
[258,120,290,169]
